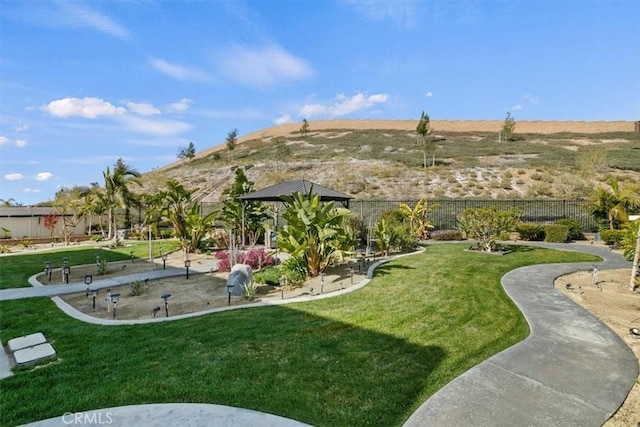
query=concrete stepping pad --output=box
[13,343,56,366]
[8,332,46,351]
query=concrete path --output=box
[404,242,637,427]
[24,403,311,427]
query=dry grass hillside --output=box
[142,120,640,202]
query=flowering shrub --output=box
[214,248,275,272]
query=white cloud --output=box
[522,94,539,104]
[121,115,193,136]
[35,172,54,181]
[0,136,8,145]
[425,91,433,98]
[58,2,130,39]
[15,123,29,132]
[168,98,193,112]
[43,97,127,119]
[218,43,313,88]
[512,104,523,111]
[22,187,41,194]
[126,102,161,116]
[15,139,27,148]
[299,92,389,118]
[5,173,23,181]
[150,58,210,82]
[274,115,293,125]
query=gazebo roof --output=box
[238,179,353,206]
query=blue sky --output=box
[1,0,639,206]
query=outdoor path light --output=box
[111,293,121,319]
[321,272,326,294]
[226,282,234,306]
[161,294,171,317]
[185,259,191,279]
[278,276,286,300]
[84,274,93,297]
[349,266,354,285]
[63,265,70,284]
[130,251,135,263]
[91,289,99,310]
[162,253,167,270]
[44,262,52,283]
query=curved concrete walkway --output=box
[404,242,637,427]
[2,243,637,426]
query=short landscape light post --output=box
[111,293,121,319]
[278,276,286,299]
[63,265,71,284]
[349,266,354,285]
[44,262,52,283]
[130,251,135,263]
[320,272,326,294]
[226,282,234,306]
[161,253,168,270]
[84,274,93,297]
[161,293,171,317]
[185,259,191,279]
[91,289,99,310]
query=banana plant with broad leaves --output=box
[398,198,438,239]
[278,191,354,277]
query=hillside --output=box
[141,120,640,203]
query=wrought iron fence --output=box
[200,199,597,232]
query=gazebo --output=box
[237,179,353,246]
[238,179,353,208]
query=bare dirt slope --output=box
[161,119,636,170]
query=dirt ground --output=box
[50,251,366,321]
[555,267,640,426]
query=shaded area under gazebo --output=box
[237,179,353,247]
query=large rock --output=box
[227,264,253,296]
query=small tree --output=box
[398,198,439,239]
[457,206,522,252]
[502,112,516,141]
[278,191,354,277]
[300,118,310,136]
[43,212,60,236]
[416,111,435,168]
[226,128,238,161]
[177,142,196,160]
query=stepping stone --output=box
[13,343,56,366]
[8,332,46,351]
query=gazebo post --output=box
[241,200,246,250]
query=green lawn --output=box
[0,241,181,290]
[0,244,600,426]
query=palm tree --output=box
[587,178,640,230]
[102,160,141,240]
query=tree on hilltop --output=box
[502,112,516,141]
[177,142,196,160]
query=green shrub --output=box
[430,230,464,241]
[600,229,625,245]
[281,255,308,287]
[130,279,145,296]
[554,218,585,241]
[253,266,282,286]
[515,223,545,241]
[96,259,109,275]
[543,224,569,243]
[243,282,258,300]
[91,235,103,242]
